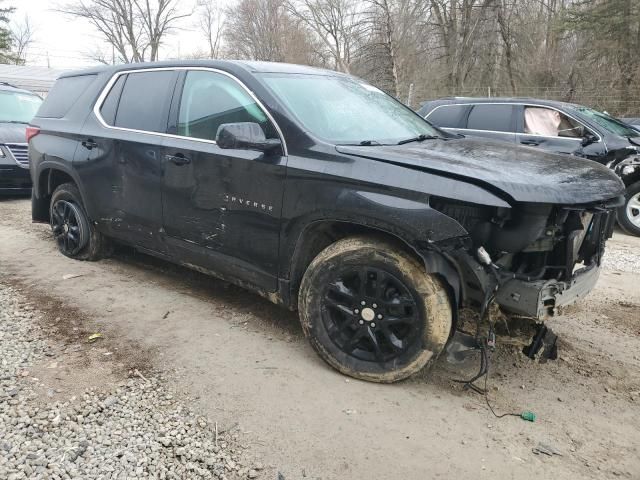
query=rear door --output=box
[160,69,287,291]
[462,103,516,143]
[76,69,178,251]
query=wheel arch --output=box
[285,219,463,323]
[33,163,89,222]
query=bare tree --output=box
[285,0,363,73]
[428,0,495,93]
[224,0,287,61]
[197,0,225,58]
[133,0,189,61]
[10,15,34,65]
[60,0,187,63]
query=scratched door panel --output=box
[75,119,167,252]
[161,136,286,290]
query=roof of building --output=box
[0,65,68,95]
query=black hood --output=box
[0,122,28,144]
[336,138,624,205]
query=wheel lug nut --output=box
[371,322,376,328]
[372,303,378,308]
[377,314,382,319]
[359,319,364,325]
[354,309,359,314]
[361,301,366,306]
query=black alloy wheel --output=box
[299,236,453,383]
[49,182,111,261]
[322,266,421,363]
[51,199,89,256]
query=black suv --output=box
[0,82,42,194]
[418,98,640,236]
[29,61,623,382]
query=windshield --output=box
[572,106,640,138]
[0,90,42,123]
[260,73,439,144]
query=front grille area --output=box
[6,143,29,168]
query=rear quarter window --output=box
[36,74,97,118]
[425,104,467,128]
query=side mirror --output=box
[216,122,281,152]
[581,132,597,147]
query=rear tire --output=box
[617,181,640,237]
[49,183,111,261]
[298,236,452,383]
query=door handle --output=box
[81,139,98,150]
[165,153,191,166]
[520,139,540,146]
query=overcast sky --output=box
[13,0,207,70]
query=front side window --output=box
[177,71,277,142]
[260,73,439,144]
[114,71,176,133]
[523,106,585,138]
[466,104,513,132]
[571,106,639,138]
[0,90,42,123]
[426,104,467,128]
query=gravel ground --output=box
[602,239,640,273]
[0,284,262,480]
[603,230,640,273]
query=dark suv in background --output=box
[0,82,42,194]
[29,61,623,382]
[418,98,640,236]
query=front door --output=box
[161,69,287,291]
[515,105,595,156]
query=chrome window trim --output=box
[92,66,288,156]
[425,102,602,143]
[443,127,514,136]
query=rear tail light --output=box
[26,126,40,143]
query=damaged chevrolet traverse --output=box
[29,61,624,382]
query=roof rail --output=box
[0,81,19,89]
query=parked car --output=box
[29,62,623,382]
[0,82,42,194]
[620,117,640,131]
[418,98,640,236]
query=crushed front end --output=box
[431,196,623,319]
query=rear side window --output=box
[37,75,97,118]
[114,71,176,133]
[466,104,513,132]
[426,104,466,128]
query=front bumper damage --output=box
[444,202,618,320]
[495,262,600,318]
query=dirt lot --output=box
[1,196,639,480]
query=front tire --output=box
[49,182,111,261]
[618,181,640,236]
[298,236,452,383]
